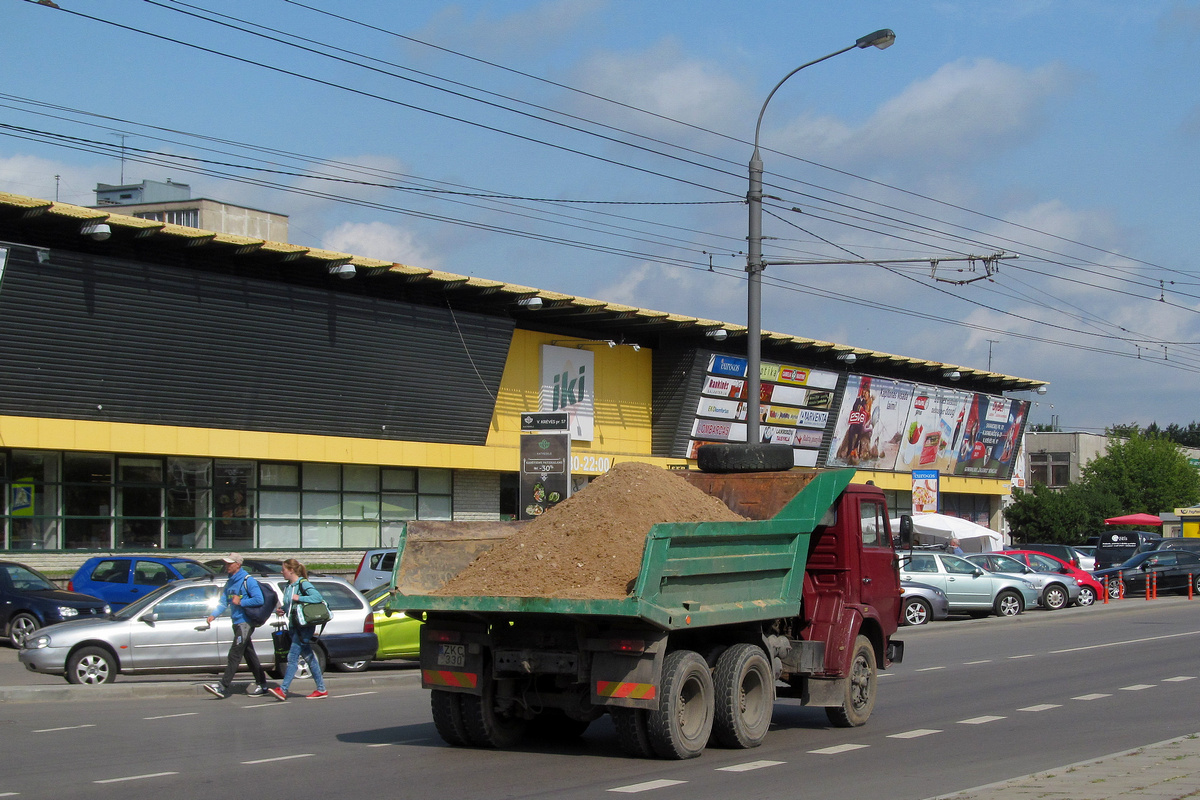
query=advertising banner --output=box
[826,375,915,469]
[895,387,973,473]
[952,395,1029,479]
[540,345,594,441]
[520,432,570,519]
[911,469,940,514]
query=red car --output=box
[1005,549,1101,606]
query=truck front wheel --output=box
[825,636,876,728]
[461,678,528,749]
[648,650,714,759]
[712,644,774,748]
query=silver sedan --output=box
[966,553,1081,610]
[900,580,950,625]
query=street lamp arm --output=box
[753,45,855,150]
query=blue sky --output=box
[5,1,1200,434]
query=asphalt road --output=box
[1,597,1197,800]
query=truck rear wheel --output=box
[712,643,774,749]
[461,678,528,749]
[431,689,472,746]
[647,650,714,759]
[611,707,655,758]
[825,636,876,728]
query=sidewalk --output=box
[931,733,1200,800]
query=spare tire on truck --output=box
[697,444,794,474]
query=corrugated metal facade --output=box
[650,346,713,458]
[0,248,512,444]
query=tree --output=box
[1004,482,1117,544]
[1081,430,1200,515]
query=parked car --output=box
[1094,531,1162,570]
[1154,538,1200,555]
[202,557,284,575]
[1093,550,1200,599]
[1004,549,1103,607]
[68,556,214,610]
[900,580,950,626]
[332,584,422,671]
[20,574,376,685]
[898,551,1039,617]
[1,561,110,648]
[965,553,1081,610]
[352,548,396,591]
[1013,543,1083,569]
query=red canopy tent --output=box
[1104,513,1163,526]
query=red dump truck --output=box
[385,463,907,759]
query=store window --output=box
[167,458,213,549]
[8,451,59,550]
[214,461,255,551]
[117,457,163,549]
[63,453,112,549]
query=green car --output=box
[333,584,421,671]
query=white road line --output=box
[1164,676,1196,682]
[145,713,199,720]
[963,659,991,665]
[1008,654,1034,659]
[243,703,284,710]
[888,729,942,739]
[716,760,784,772]
[809,743,869,755]
[1072,693,1112,701]
[958,716,1005,725]
[0,791,17,796]
[94,772,178,784]
[242,754,314,765]
[916,666,946,672]
[1018,704,1061,712]
[1050,629,1200,655]
[609,779,687,793]
[33,724,96,733]
[1120,684,1155,691]
[332,691,378,698]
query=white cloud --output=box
[322,220,440,268]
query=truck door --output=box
[857,497,900,626]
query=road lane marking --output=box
[916,666,946,672]
[809,744,869,754]
[609,780,687,793]
[1018,704,1061,712]
[242,754,314,765]
[889,729,942,739]
[1072,693,1112,701]
[958,716,1005,724]
[145,713,198,720]
[1164,676,1196,682]
[716,760,784,772]
[34,724,96,733]
[1120,684,1155,691]
[332,691,378,698]
[1051,629,1200,655]
[963,660,991,665]
[1008,654,1034,659]
[94,772,178,784]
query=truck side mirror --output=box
[898,515,914,548]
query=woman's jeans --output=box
[280,623,326,693]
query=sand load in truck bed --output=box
[434,461,747,599]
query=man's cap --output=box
[221,553,244,565]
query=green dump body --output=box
[385,469,856,632]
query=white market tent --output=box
[890,513,1004,553]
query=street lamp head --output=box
[856,29,896,50]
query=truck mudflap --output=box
[887,639,904,665]
[588,632,667,711]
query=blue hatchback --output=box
[69,556,214,610]
[1,560,110,647]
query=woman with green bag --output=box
[268,558,330,701]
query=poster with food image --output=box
[826,375,914,469]
[911,469,940,514]
[896,386,973,473]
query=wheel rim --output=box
[75,654,110,684]
[1078,587,1095,606]
[677,673,708,740]
[999,595,1021,616]
[904,600,928,625]
[11,615,38,647]
[1045,587,1066,609]
[1108,581,1121,598]
[848,652,873,711]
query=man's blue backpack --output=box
[240,576,279,627]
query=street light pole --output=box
[745,29,895,445]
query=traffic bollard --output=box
[1102,576,1108,604]
[1119,571,1125,599]
[1190,574,1194,600]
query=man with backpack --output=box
[203,553,273,698]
